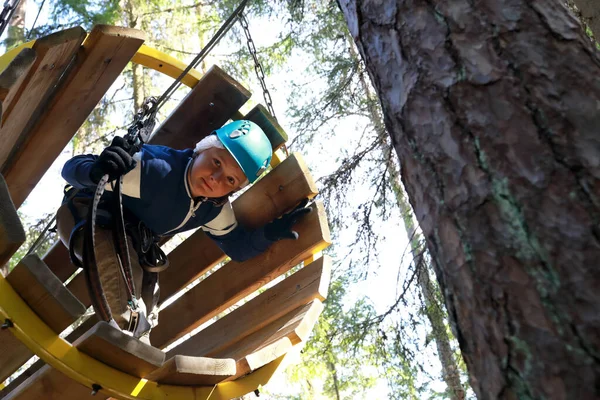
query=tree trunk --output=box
[339,1,600,399]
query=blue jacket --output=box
[61,144,274,262]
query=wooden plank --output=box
[144,355,235,386]
[6,254,86,332]
[0,317,97,399]
[152,201,331,349]
[0,255,86,384]
[214,300,325,362]
[4,25,146,209]
[75,322,165,378]
[0,27,86,173]
[242,105,288,151]
[159,152,319,304]
[166,256,331,358]
[0,174,25,267]
[149,65,251,150]
[41,241,73,282]
[234,337,293,380]
[0,48,37,123]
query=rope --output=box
[26,0,47,40]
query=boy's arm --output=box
[202,199,312,262]
[202,201,274,262]
[61,154,99,189]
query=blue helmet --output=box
[215,120,272,184]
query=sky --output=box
[1,2,457,398]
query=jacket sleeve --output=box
[61,154,99,189]
[206,224,274,262]
[201,201,274,262]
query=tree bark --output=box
[339,1,600,399]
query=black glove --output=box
[264,199,312,241]
[90,136,137,184]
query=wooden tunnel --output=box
[0,25,331,399]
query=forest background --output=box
[2,0,595,399]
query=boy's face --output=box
[188,147,246,198]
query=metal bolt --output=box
[1,319,13,329]
[279,185,284,191]
[49,63,55,69]
[91,384,102,395]
[209,102,215,107]
[254,389,260,397]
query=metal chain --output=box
[238,12,277,121]
[0,0,21,39]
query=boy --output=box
[57,120,309,341]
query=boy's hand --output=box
[90,136,137,183]
[264,199,312,241]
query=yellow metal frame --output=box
[0,273,288,399]
[0,32,316,400]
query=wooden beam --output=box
[152,201,331,349]
[0,255,86,385]
[0,48,36,122]
[0,27,86,173]
[159,152,318,304]
[149,65,250,150]
[0,174,24,268]
[74,322,165,378]
[3,25,146,209]
[166,256,331,358]
[144,355,235,386]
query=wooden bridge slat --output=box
[0,255,86,384]
[0,27,86,173]
[4,25,146,209]
[75,322,165,378]
[144,355,235,386]
[214,300,324,362]
[149,65,251,150]
[159,152,318,304]
[0,174,24,267]
[242,105,288,151]
[166,256,330,358]
[152,201,331,349]
[3,366,100,400]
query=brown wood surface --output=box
[149,65,250,150]
[233,338,293,380]
[243,105,288,151]
[4,25,146,209]
[166,256,330,358]
[0,317,97,399]
[6,254,85,332]
[0,49,36,115]
[144,355,235,386]
[0,255,86,384]
[0,48,36,105]
[152,201,331,349]
[0,27,86,173]
[41,241,73,282]
[210,299,325,363]
[159,152,318,304]
[75,321,165,378]
[0,174,24,267]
